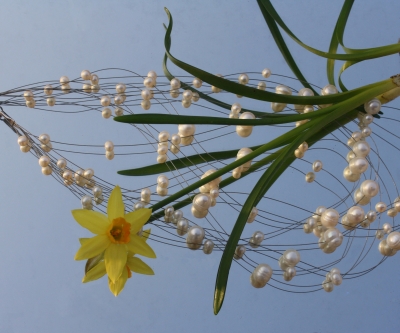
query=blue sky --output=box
[0,1,399,332]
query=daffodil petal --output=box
[72,209,109,234]
[82,261,106,283]
[127,234,156,258]
[142,229,151,241]
[127,257,154,275]
[124,208,152,234]
[75,235,110,260]
[107,186,125,221]
[85,252,104,273]
[79,238,90,245]
[105,243,127,283]
[108,267,128,297]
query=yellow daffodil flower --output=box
[72,186,155,283]
[81,229,154,296]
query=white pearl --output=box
[193,193,211,212]
[178,124,196,137]
[177,218,189,236]
[234,245,246,259]
[91,84,100,93]
[141,89,152,100]
[261,68,271,78]
[237,147,253,172]
[379,239,397,256]
[366,210,377,222]
[170,78,181,89]
[250,264,272,288]
[257,81,266,90]
[92,186,102,198]
[38,155,50,167]
[250,231,264,247]
[321,84,338,95]
[349,157,368,174]
[17,136,28,146]
[387,208,398,217]
[105,151,114,160]
[171,134,181,145]
[180,135,194,146]
[294,149,304,158]
[383,223,393,234]
[271,102,287,112]
[104,141,114,151]
[22,90,32,100]
[238,73,249,85]
[80,70,91,80]
[41,142,52,152]
[360,180,379,198]
[247,207,258,223]
[298,88,314,96]
[186,226,205,250]
[157,145,168,155]
[343,166,361,182]
[231,103,242,114]
[283,249,300,266]
[147,70,157,79]
[62,170,73,180]
[347,206,365,225]
[321,209,339,228]
[114,94,124,105]
[182,99,192,108]
[236,112,255,138]
[346,151,356,162]
[298,142,308,153]
[102,108,112,119]
[83,168,94,179]
[192,92,200,102]
[59,76,69,84]
[364,98,381,115]
[170,89,180,98]
[361,127,372,137]
[322,280,334,292]
[61,84,71,94]
[182,90,193,101]
[45,96,55,107]
[352,141,370,157]
[324,228,343,248]
[100,95,111,107]
[312,160,323,172]
[303,223,312,233]
[143,77,155,88]
[26,100,35,108]
[41,166,52,176]
[114,107,124,116]
[141,100,151,110]
[386,231,400,250]
[115,83,126,93]
[203,240,214,254]
[90,74,99,85]
[354,189,371,206]
[276,85,292,95]
[157,154,167,163]
[305,172,315,183]
[192,78,202,88]
[157,174,169,188]
[156,185,168,196]
[164,206,174,217]
[211,85,222,93]
[57,158,67,169]
[43,85,53,95]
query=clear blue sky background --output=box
[0,1,399,332]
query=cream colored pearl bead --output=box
[234,245,246,260]
[141,100,151,110]
[294,149,304,158]
[41,166,52,175]
[236,112,255,138]
[382,223,393,234]
[157,154,167,163]
[105,151,114,160]
[81,70,91,80]
[211,85,222,93]
[360,180,379,198]
[41,142,52,152]
[104,141,114,151]
[169,89,179,98]
[347,206,365,225]
[60,76,69,84]
[379,239,397,256]
[257,81,266,90]
[170,78,181,89]
[17,136,28,146]
[26,100,36,108]
[61,84,71,93]
[90,74,99,85]
[232,168,241,179]
[237,147,253,171]
[349,157,368,174]
[182,99,192,108]
[231,103,242,115]
[147,70,157,79]
[102,108,112,119]
[157,174,169,188]
[178,124,196,137]
[115,83,126,93]
[271,102,287,112]
[343,166,361,182]
[45,96,55,107]
[387,208,398,217]
[143,77,155,88]
[276,85,292,95]
[352,141,370,157]
[312,160,323,172]
[321,209,339,228]
[191,92,200,102]
[100,95,111,107]
[186,226,205,250]
[250,264,273,288]
[375,202,387,213]
[261,68,271,78]
[298,142,308,152]
[56,158,67,169]
[386,231,400,250]
[114,107,123,116]
[156,185,168,196]
[38,155,51,167]
[238,73,249,85]
[180,135,194,146]
[305,172,315,183]
[44,85,53,95]
[354,189,370,206]
[192,78,202,88]
[364,98,381,115]
[114,94,124,105]
[170,144,180,154]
